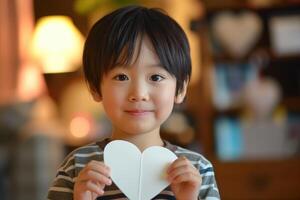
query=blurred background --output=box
[0,0,300,199]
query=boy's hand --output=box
[167,156,202,200]
[74,161,112,200]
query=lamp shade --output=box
[31,16,84,73]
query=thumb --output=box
[92,192,98,200]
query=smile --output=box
[124,110,153,116]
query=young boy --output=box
[48,5,220,200]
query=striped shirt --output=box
[47,139,220,200]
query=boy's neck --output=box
[110,131,164,152]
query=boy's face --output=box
[94,37,186,137]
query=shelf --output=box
[212,158,300,199]
[213,107,242,117]
[210,97,300,116]
[204,2,300,15]
[211,48,300,64]
[212,156,300,164]
[282,97,300,111]
[269,53,300,62]
[193,2,300,199]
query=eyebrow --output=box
[148,63,164,68]
[113,63,164,68]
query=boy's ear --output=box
[91,90,102,102]
[174,82,188,104]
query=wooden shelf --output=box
[282,97,300,111]
[213,158,300,199]
[204,2,300,15]
[191,2,300,199]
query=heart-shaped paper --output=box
[212,11,262,58]
[244,77,281,119]
[104,140,177,200]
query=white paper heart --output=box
[212,12,262,58]
[104,140,177,200]
[244,77,281,119]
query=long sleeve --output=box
[198,163,220,200]
[47,154,76,200]
[171,143,220,200]
[47,142,104,200]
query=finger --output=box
[78,180,104,196]
[79,162,110,181]
[84,161,111,176]
[167,156,193,173]
[92,192,99,200]
[79,169,112,185]
[172,172,201,184]
[168,164,198,180]
[168,156,189,168]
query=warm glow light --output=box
[70,116,91,138]
[17,63,46,101]
[31,16,84,73]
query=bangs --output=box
[83,6,191,95]
[103,8,145,71]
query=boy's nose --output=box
[129,95,149,102]
[128,83,149,102]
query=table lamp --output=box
[31,15,84,73]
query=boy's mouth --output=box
[124,109,153,116]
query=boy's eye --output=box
[113,74,129,81]
[150,74,164,82]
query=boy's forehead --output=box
[117,35,161,67]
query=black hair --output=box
[83,5,191,96]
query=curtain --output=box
[0,0,19,105]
